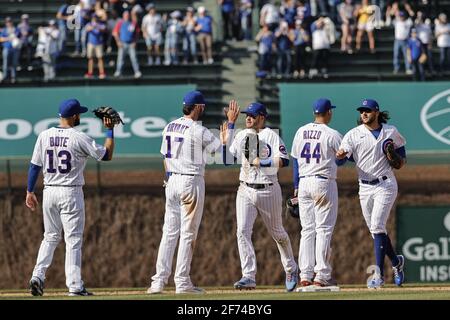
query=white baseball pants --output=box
[151,174,205,291]
[32,186,85,292]
[297,177,338,282]
[236,182,297,282]
[359,176,398,235]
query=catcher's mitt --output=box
[285,196,299,219]
[244,130,259,164]
[383,140,402,169]
[92,106,124,125]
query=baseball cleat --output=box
[68,287,93,296]
[233,277,256,290]
[147,286,163,294]
[29,277,44,296]
[299,280,313,287]
[175,287,205,294]
[393,255,405,286]
[367,277,385,289]
[313,278,338,287]
[285,269,299,292]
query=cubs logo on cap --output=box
[357,99,380,111]
[240,102,268,117]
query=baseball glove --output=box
[92,106,124,125]
[285,196,299,219]
[244,131,259,164]
[384,141,402,169]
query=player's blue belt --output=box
[360,176,388,185]
[241,181,273,189]
[299,175,328,180]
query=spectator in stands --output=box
[393,10,413,74]
[385,0,414,27]
[292,19,310,78]
[56,0,73,54]
[164,10,183,66]
[219,0,234,41]
[40,20,60,82]
[255,24,275,74]
[260,0,280,31]
[182,7,198,64]
[0,17,20,83]
[338,0,355,54]
[407,28,425,81]
[231,5,242,40]
[85,14,106,79]
[17,14,34,71]
[113,10,142,78]
[275,20,293,77]
[106,9,119,53]
[195,6,214,65]
[280,0,297,28]
[240,0,253,40]
[94,0,108,22]
[355,0,376,54]
[415,11,434,74]
[309,16,333,79]
[71,1,91,56]
[310,0,329,17]
[142,3,162,65]
[435,13,450,74]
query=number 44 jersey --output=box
[31,127,107,186]
[291,123,343,180]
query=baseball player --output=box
[291,98,343,288]
[148,90,221,294]
[26,98,116,296]
[220,101,299,292]
[336,98,406,289]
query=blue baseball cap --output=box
[240,102,268,117]
[357,99,380,111]
[58,99,88,118]
[313,98,336,113]
[183,90,206,106]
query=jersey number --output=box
[300,142,321,164]
[165,136,184,159]
[47,150,72,174]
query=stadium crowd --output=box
[0,0,449,83]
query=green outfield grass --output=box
[1,284,450,300]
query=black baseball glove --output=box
[285,196,299,219]
[92,106,124,125]
[244,131,259,164]
[384,141,402,169]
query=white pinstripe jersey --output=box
[291,123,343,179]
[339,124,406,181]
[160,117,221,176]
[31,127,106,186]
[229,127,289,184]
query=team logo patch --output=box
[260,144,272,159]
[279,145,288,155]
[382,138,394,155]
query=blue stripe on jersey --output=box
[293,157,299,189]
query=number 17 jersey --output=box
[31,127,107,186]
[291,123,343,180]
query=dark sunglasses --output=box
[359,108,373,114]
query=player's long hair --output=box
[357,111,390,125]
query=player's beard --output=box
[361,113,376,125]
[73,115,80,126]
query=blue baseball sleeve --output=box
[27,163,42,192]
[293,157,299,189]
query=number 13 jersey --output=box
[31,127,106,186]
[291,123,343,180]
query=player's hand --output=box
[220,122,228,145]
[294,189,298,197]
[223,100,240,123]
[103,117,115,129]
[251,157,260,167]
[336,149,348,160]
[25,191,38,212]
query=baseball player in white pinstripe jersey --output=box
[220,100,299,292]
[148,90,221,295]
[291,98,343,289]
[336,98,406,289]
[26,98,115,296]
